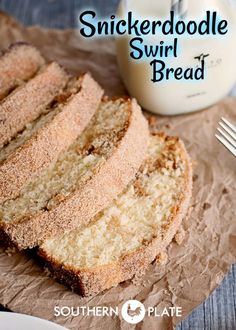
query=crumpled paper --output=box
[0,11,235,330]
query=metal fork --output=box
[215,117,236,157]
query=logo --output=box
[121,300,145,324]
[54,304,182,322]
[194,53,210,63]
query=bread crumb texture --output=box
[41,134,188,269]
[0,99,130,223]
[0,76,82,165]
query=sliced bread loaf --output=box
[0,98,149,249]
[0,73,103,203]
[0,62,68,146]
[0,42,45,100]
[39,133,192,297]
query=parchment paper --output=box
[0,11,235,330]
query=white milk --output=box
[116,0,236,115]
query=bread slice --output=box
[0,42,45,100]
[0,73,103,203]
[0,98,149,249]
[39,133,192,297]
[0,62,68,147]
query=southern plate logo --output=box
[121,300,145,324]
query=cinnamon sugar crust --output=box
[39,133,192,297]
[0,62,69,146]
[0,42,45,100]
[0,73,103,203]
[1,98,149,249]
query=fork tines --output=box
[215,117,236,157]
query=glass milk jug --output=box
[116,0,236,115]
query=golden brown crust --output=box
[2,98,149,249]
[39,133,192,297]
[0,62,69,147]
[0,73,103,203]
[0,43,45,100]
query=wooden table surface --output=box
[0,1,235,329]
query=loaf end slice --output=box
[0,73,103,203]
[1,98,149,249]
[39,133,192,296]
[0,42,45,100]
[0,62,69,146]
